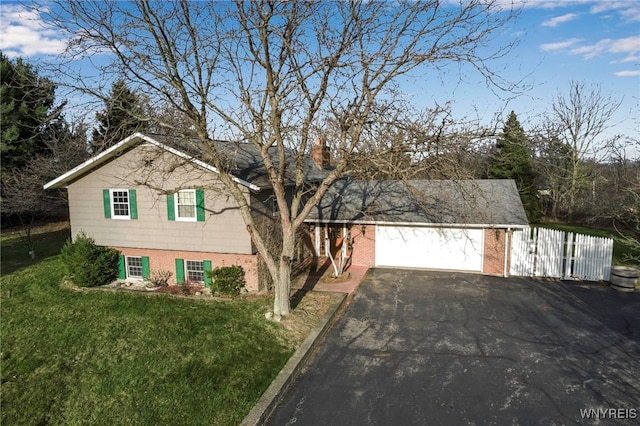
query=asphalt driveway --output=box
[268,269,640,425]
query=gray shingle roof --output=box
[306,179,529,227]
[44,133,331,190]
[150,134,331,188]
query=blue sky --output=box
[1,1,638,156]
[405,0,639,152]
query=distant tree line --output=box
[2,53,637,246]
[345,83,637,232]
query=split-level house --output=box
[45,132,529,291]
[44,133,330,292]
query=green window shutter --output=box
[118,255,126,279]
[142,256,150,280]
[129,189,138,220]
[196,189,205,222]
[203,260,212,287]
[103,189,111,219]
[167,191,175,221]
[175,258,184,284]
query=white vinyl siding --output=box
[68,144,253,254]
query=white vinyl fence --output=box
[510,227,613,281]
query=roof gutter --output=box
[304,218,530,229]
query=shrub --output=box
[60,233,119,287]
[206,265,246,296]
[148,270,172,288]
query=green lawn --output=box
[541,222,639,267]
[1,226,292,425]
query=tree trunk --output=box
[272,228,295,317]
[273,258,292,317]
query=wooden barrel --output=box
[610,266,638,293]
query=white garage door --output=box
[375,226,484,272]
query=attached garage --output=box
[375,225,484,271]
[307,179,530,277]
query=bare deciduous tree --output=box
[2,123,89,258]
[49,0,519,316]
[343,101,495,181]
[544,81,622,219]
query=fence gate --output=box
[510,227,613,281]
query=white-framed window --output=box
[175,189,197,221]
[185,260,204,282]
[111,189,130,219]
[126,256,143,279]
[167,189,204,222]
[104,189,137,220]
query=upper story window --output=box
[103,189,138,220]
[176,190,196,221]
[111,190,130,218]
[167,189,205,222]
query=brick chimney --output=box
[311,137,331,168]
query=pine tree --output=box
[91,80,147,153]
[488,111,541,222]
[0,53,65,172]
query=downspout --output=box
[324,225,329,257]
[342,224,348,260]
[315,226,321,257]
[503,227,511,277]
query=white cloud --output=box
[520,0,640,22]
[542,36,639,61]
[615,54,640,64]
[590,1,640,22]
[540,38,582,52]
[618,6,640,22]
[609,36,640,54]
[614,70,640,77]
[541,13,578,27]
[0,4,67,57]
[569,39,612,59]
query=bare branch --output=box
[48,0,520,315]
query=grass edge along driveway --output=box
[1,229,293,426]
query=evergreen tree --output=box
[91,80,147,153]
[0,52,65,172]
[488,111,541,222]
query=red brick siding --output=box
[113,246,261,292]
[311,224,515,275]
[350,224,376,266]
[308,224,376,267]
[482,229,507,276]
